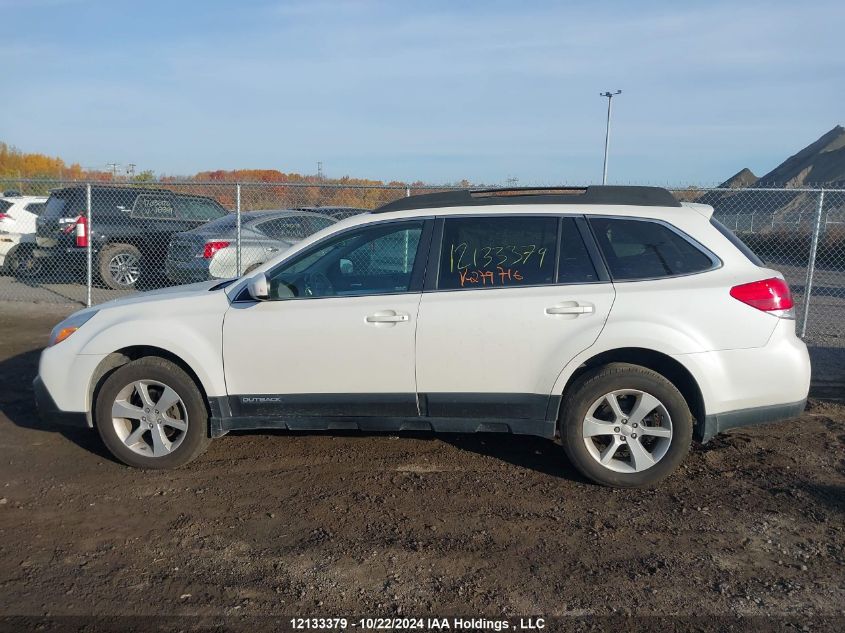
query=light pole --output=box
[600,90,621,185]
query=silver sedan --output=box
[166,209,337,283]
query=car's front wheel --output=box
[560,363,692,488]
[95,357,211,469]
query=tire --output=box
[98,243,142,290]
[560,363,692,488]
[95,357,211,469]
[6,245,42,278]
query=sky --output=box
[2,0,843,185]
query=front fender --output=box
[76,291,229,400]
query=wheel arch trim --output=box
[552,345,708,440]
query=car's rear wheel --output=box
[6,245,42,277]
[560,363,692,488]
[95,357,211,469]
[99,243,141,290]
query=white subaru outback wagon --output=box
[34,186,810,487]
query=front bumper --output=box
[697,399,807,443]
[32,375,90,428]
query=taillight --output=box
[730,277,794,314]
[0,213,9,221]
[202,240,230,259]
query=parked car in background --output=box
[0,195,47,275]
[166,209,336,283]
[34,186,228,290]
[34,186,810,488]
[0,195,47,233]
[295,206,368,221]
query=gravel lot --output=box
[0,302,843,632]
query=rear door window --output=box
[589,217,715,280]
[437,216,558,290]
[558,217,598,283]
[256,216,308,240]
[304,216,336,234]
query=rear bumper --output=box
[32,375,90,428]
[697,399,806,443]
[33,245,89,266]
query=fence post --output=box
[236,183,242,275]
[86,183,92,308]
[406,186,410,198]
[799,189,825,338]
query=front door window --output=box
[266,221,424,299]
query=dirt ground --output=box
[0,302,843,632]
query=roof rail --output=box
[374,185,680,213]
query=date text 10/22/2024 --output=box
[289,617,547,630]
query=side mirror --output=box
[247,273,270,301]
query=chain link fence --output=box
[1,179,843,346]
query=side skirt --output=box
[210,414,556,439]
[207,393,561,440]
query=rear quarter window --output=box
[589,217,716,280]
[710,217,764,266]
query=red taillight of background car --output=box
[730,277,794,312]
[0,213,9,221]
[202,240,230,259]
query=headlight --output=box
[48,309,99,347]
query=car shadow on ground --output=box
[0,348,118,463]
[235,427,588,482]
[440,434,588,482]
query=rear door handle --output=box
[366,312,409,323]
[545,304,595,315]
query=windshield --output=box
[196,213,239,232]
[175,197,227,221]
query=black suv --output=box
[35,186,228,289]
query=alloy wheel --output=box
[108,252,140,286]
[111,379,189,457]
[582,389,673,473]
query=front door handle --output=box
[545,304,595,315]
[366,312,409,324]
